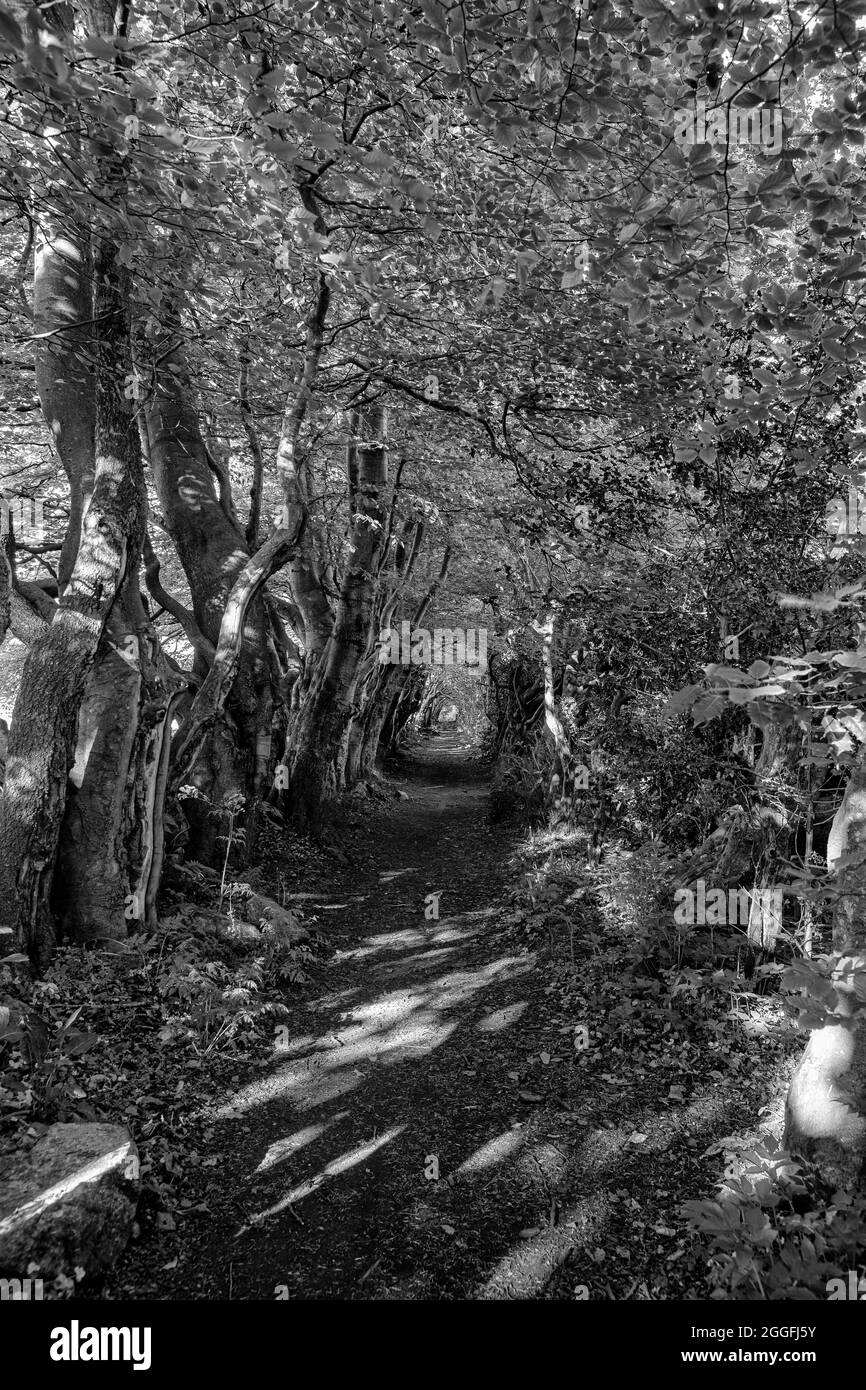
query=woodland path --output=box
[110,733,781,1300]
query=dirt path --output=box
[111,734,788,1300]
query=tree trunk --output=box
[283,405,388,829]
[54,579,179,939]
[0,237,155,964]
[0,535,10,649]
[170,521,305,793]
[785,752,866,1183]
[32,1,95,594]
[141,323,271,862]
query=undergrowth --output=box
[500,818,866,1300]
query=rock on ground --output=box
[0,1123,140,1280]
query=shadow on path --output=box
[112,733,784,1300]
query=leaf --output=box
[422,215,444,241]
[728,685,755,705]
[63,1030,100,1057]
[661,683,701,721]
[692,694,726,726]
[83,36,118,57]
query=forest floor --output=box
[94,731,798,1301]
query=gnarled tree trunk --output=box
[141,320,271,863]
[282,404,389,829]
[0,231,163,962]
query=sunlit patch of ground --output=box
[212,950,532,1121]
[109,732,799,1301]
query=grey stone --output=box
[0,1123,140,1279]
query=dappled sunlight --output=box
[333,919,483,965]
[213,1061,363,1119]
[335,927,433,961]
[305,985,363,1012]
[513,1140,568,1188]
[274,1033,319,1057]
[455,1127,525,1176]
[429,921,485,940]
[254,1121,334,1175]
[476,1001,529,1033]
[728,996,784,1038]
[6,0,844,1312]
[290,1070,367,1111]
[152,733,783,1297]
[399,946,461,969]
[212,953,529,1122]
[475,1193,610,1299]
[247,1126,405,1222]
[3,761,45,800]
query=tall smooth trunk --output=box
[785,751,866,1183]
